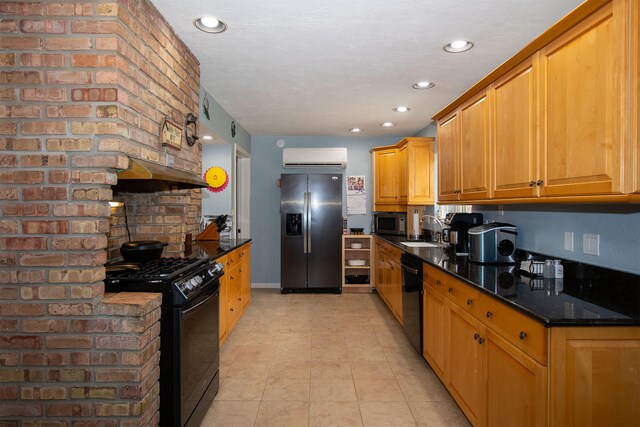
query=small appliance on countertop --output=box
[468,223,517,264]
[442,212,483,255]
[374,212,406,236]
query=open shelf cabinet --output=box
[342,235,374,293]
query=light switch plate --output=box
[564,232,574,252]
[582,233,600,256]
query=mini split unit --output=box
[282,147,348,169]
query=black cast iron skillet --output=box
[120,240,168,263]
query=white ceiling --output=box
[151,0,583,137]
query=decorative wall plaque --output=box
[161,116,182,150]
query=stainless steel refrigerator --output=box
[280,173,343,293]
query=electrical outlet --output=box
[498,204,504,216]
[564,232,574,252]
[582,233,600,256]
[166,155,174,167]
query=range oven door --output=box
[180,285,220,426]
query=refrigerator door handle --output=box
[303,192,309,254]
[307,192,311,253]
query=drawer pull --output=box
[519,331,527,340]
[529,180,535,187]
[448,287,453,293]
[486,311,493,318]
[478,337,485,344]
[536,179,544,186]
[474,333,480,340]
[467,299,473,306]
[230,308,234,312]
[435,280,441,286]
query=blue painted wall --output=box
[199,87,251,153]
[250,135,399,285]
[201,143,233,217]
[476,205,640,275]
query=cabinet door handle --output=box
[478,338,485,344]
[519,331,527,340]
[473,333,480,340]
[529,180,536,187]
[435,280,441,286]
[467,299,473,306]
[230,308,234,312]
[486,311,493,318]
[536,179,544,186]
[448,287,453,293]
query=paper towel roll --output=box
[412,212,420,237]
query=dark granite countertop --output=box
[196,238,251,260]
[377,235,640,327]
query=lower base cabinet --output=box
[374,237,403,324]
[218,243,251,346]
[423,263,639,427]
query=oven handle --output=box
[182,289,218,316]
[401,263,420,275]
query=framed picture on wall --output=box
[161,116,182,150]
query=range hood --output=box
[113,158,208,193]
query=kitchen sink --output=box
[400,241,441,248]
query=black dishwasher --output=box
[401,253,423,355]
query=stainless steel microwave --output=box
[374,213,406,236]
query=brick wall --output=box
[0,0,201,424]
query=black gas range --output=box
[105,257,224,427]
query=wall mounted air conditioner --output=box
[282,147,347,169]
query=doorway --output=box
[234,145,251,239]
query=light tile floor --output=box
[200,289,471,427]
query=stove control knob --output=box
[188,278,198,289]
[194,276,203,285]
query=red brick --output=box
[0,304,45,316]
[71,87,117,102]
[70,170,117,185]
[21,352,67,366]
[21,386,67,400]
[0,88,15,100]
[0,335,41,349]
[46,137,92,152]
[22,187,67,201]
[0,254,16,267]
[70,319,117,333]
[19,53,65,67]
[51,236,107,250]
[0,170,44,184]
[0,71,40,84]
[53,202,109,217]
[21,154,67,167]
[0,53,15,66]
[71,20,118,34]
[96,3,118,16]
[0,2,44,15]
[0,36,41,50]
[21,284,68,300]
[0,403,43,417]
[67,251,107,267]
[71,153,127,168]
[22,319,67,332]
[70,352,117,366]
[95,70,116,84]
[0,385,18,399]
[70,219,109,234]
[0,122,17,135]
[47,3,92,16]
[0,319,17,332]
[70,283,104,299]
[0,237,47,250]
[48,303,94,316]
[48,169,69,183]
[0,352,18,366]
[72,54,116,67]
[46,71,91,85]
[19,254,66,267]
[21,88,67,102]
[0,105,41,118]
[16,270,46,284]
[44,37,91,50]
[72,421,118,427]
[22,220,68,234]
[20,121,66,135]
[20,19,66,34]
[46,403,92,417]
[0,19,18,33]
[46,105,92,118]
[2,203,49,217]
[96,37,117,50]
[45,336,93,350]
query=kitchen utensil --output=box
[345,274,369,284]
[120,240,168,263]
[215,215,228,232]
[348,259,366,266]
[350,242,363,249]
[105,263,141,273]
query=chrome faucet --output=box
[420,214,445,243]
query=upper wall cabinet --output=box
[437,92,491,202]
[372,137,435,211]
[435,0,635,204]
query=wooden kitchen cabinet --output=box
[632,0,640,196]
[491,54,540,199]
[437,92,491,202]
[342,235,373,292]
[218,243,252,346]
[240,245,251,309]
[372,137,435,210]
[538,1,627,198]
[549,326,640,427]
[422,281,447,379]
[373,237,403,324]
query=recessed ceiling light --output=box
[413,81,435,90]
[444,40,473,53]
[380,122,395,127]
[194,15,227,34]
[393,106,411,113]
[349,128,363,133]
[202,135,213,140]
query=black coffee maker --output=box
[443,213,484,254]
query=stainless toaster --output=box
[468,223,517,264]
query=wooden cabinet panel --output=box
[437,113,460,202]
[492,55,540,199]
[218,255,229,344]
[539,2,626,197]
[406,139,435,204]
[632,0,640,194]
[459,92,491,200]
[485,329,547,427]
[240,246,251,309]
[373,148,399,206]
[373,238,403,324]
[397,143,408,202]
[550,327,640,427]
[423,284,447,379]
[447,302,485,426]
